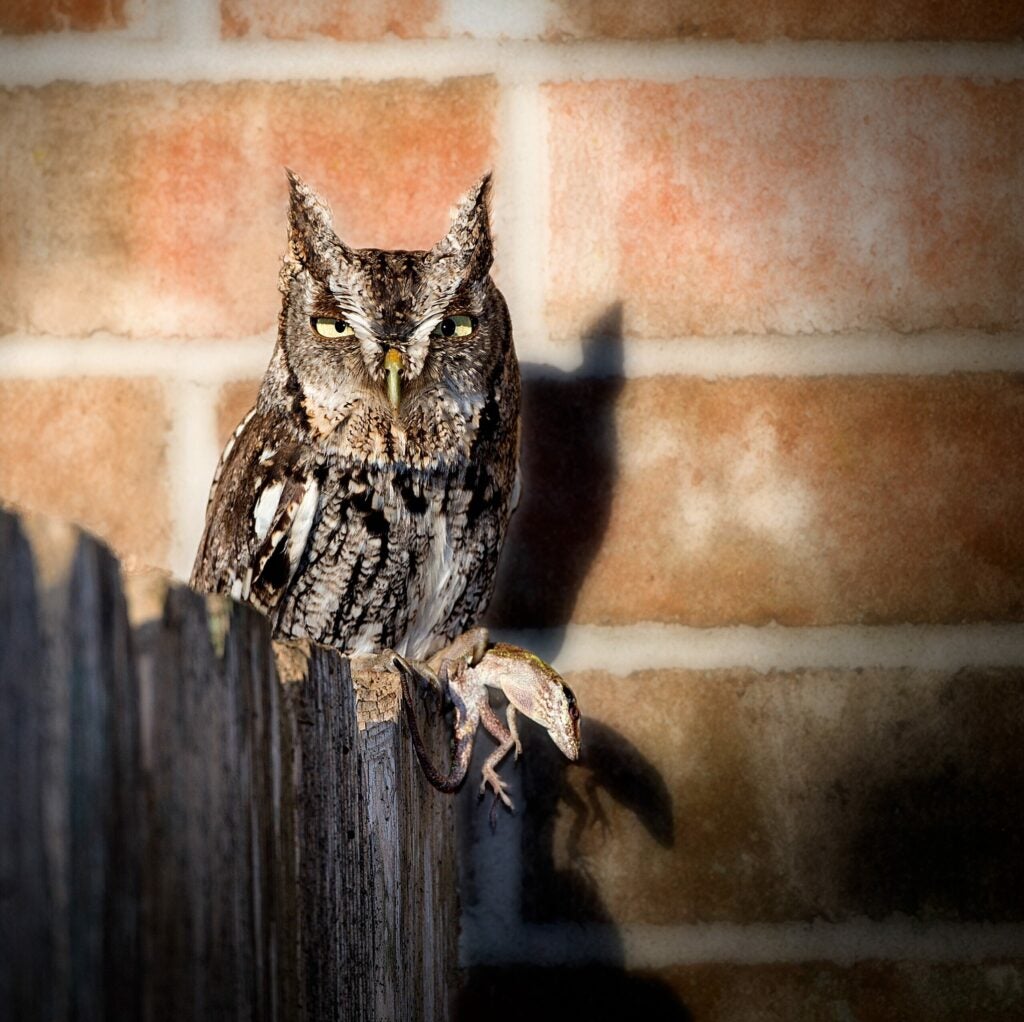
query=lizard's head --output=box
[486,644,581,760]
[546,680,581,761]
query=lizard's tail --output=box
[395,658,466,793]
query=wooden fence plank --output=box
[0,508,456,1021]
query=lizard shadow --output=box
[457,715,685,1020]
[520,717,675,922]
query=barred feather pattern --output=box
[191,172,520,661]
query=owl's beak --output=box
[384,348,403,411]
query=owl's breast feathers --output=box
[190,360,519,659]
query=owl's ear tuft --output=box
[429,172,493,281]
[285,169,345,270]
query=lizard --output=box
[392,630,581,819]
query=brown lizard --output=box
[393,633,581,818]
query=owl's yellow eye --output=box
[432,315,477,339]
[311,317,354,338]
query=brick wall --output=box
[2,3,1023,1018]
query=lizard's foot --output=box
[480,761,514,811]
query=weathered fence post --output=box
[0,508,456,1021]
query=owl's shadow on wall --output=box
[487,302,625,651]
[467,305,688,1020]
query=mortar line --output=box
[476,81,547,943]
[0,336,275,382]
[529,333,1024,379]
[463,919,1024,969]
[0,38,1021,86]
[4,332,1024,384]
[489,623,1024,673]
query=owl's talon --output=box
[409,659,443,698]
[388,652,441,700]
[428,627,489,683]
[350,649,407,680]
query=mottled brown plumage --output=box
[191,172,520,660]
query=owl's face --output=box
[276,172,511,461]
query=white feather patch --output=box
[253,481,285,541]
[286,480,320,580]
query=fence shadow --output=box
[465,305,687,1019]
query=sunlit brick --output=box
[489,374,1024,627]
[0,378,171,567]
[221,0,442,39]
[0,79,496,338]
[0,0,134,35]
[544,79,1024,339]
[216,379,261,447]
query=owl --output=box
[190,171,520,663]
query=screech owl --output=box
[190,171,520,662]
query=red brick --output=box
[221,0,442,39]
[0,378,171,568]
[216,379,261,447]
[488,374,1024,628]
[544,79,1024,339]
[0,80,496,338]
[0,0,132,34]
[461,962,1024,1022]
[518,667,1024,923]
[546,1,1024,41]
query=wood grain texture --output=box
[0,507,456,1021]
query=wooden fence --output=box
[0,508,456,1021]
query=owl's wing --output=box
[190,405,321,617]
